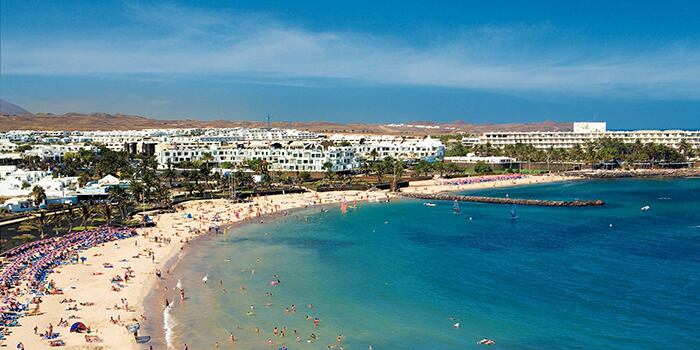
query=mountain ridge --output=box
[0,99,31,115]
[0,112,572,135]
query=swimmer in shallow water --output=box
[477,338,495,345]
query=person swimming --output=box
[477,338,495,345]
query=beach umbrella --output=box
[70,322,87,332]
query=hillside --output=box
[0,112,572,135]
[0,99,31,115]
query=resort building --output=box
[24,144,99,161]
[0,139,18,152]
[156,141,359,172]
[0,168,78,198]
[479,122,700,149]
[328,134,446,162]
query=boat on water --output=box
[510,205,518,220]
[641,205,650,211]
[423,202,437,207]
[453,200,461,214]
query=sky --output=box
[1,0,699,129]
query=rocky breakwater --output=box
[400,192,605,207]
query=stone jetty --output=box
[400,192,605,207]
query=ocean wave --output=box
[163,304,175,349]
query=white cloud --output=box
[2,4,699,100]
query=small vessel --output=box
[452,200,461,214]
[423,202,437,207]
[510,205,518,220]
[640,205,650,211]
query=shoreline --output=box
[139,202,338,349]
[1,174,577,349]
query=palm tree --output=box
[31,185,47,207]
[61,207,76,233]
[97,201,113,225]
[129,178,146,202]
[677,140,694,158]
[34,211,49,239]
[154,185,172,207]
[322,161,335,183]
[391,159,405,192]
[79,201,95,228]
[200,153,214,197]
[433,161,446,178]
[185,170,203,196]
[583,140,599,165]
[369,149,379,162]
[163,162,176,187]
[108,186,131,222]
[371,162,385,183]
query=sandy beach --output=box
[1,174,576,349]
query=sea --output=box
[158,178,700,350]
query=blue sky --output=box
[1,0,699,129]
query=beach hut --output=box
[70,322,87,333]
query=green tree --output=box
[371,161,385,183]
[97,201,114,225]
[31,185,47,206]
[163,165,176,188]
[677,140,695,158]
[390,159,405,192]
[474,161,493,174]
[108,186,131,222]
[322,161,335,182]
[34,211,50,239]
[412,160,433,176]
[369,149,379,162]
[200,152,214,197]
[79,201,95,227]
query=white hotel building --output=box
[157,141,358,172]
[480,122,700,149]
[328,134,445,162]
[2,128,446,171]
[156,135,445,171]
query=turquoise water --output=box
[165,179,700,349]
